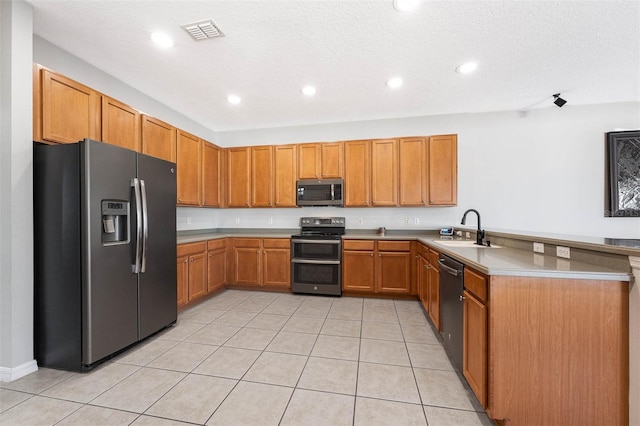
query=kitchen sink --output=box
[432,239,500,248]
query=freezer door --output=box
[82,140,139,365]
[137,153,177,339]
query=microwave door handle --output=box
[331,184,335,201]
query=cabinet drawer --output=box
[207,238,227,251]
[427,249,439,265]
[343,240,375,251]
[263,238,290,248]
[377,240,411,252]
[464,267,488,302]
[177,241,206,257]
[233,238,261,248]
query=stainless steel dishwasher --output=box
[439,253,464,371]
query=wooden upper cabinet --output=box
[344,140,371,207]
[297,143,321,179]
[320,142,344,178]
[371,139,398,206]
[176,129,202,206]
[428,134,458,205]
[251,146,274,207]
[399,137,427,206]
[101,96,140,152]
[227,147,251,208]
[202,141,222,207]
[39,68,100,144]
[141,115,176,163]
[274,145,297,207]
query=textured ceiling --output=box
[27,0,640,132]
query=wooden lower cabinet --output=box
[342,240,410,294]
[207,239,227,293]
[231,238,290,288]
[463,267,488,409]
[417,246,430,311]
[427,249,440,331]
[176,242,207,308]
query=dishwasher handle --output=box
[438,258,460,276]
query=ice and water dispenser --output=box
[101,200,130,245]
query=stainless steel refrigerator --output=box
[34,139,177,371]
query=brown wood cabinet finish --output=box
[176,257,188,308]
[230,238,290,287]
[141,115,176,163]
[488,276,628,426]
[398,137,427,206]
[176,242,207,307]
[342,250,375,292]
[40,68,100,144]
[320,142,344,178]
[371,139,398,206]
[463,289,487,409]
[427,249,440,331]
[251,146,274,207]
[202,141,222,207]
[274,145,297,207]
[342,240,410,294]
[344,140,371,207]
[207,239,227,293]
[176,130,202,206]
[262,239,290,288]
[428,135,458,205]
[227,147,251,208]
[101,96,140,152]
[297,143,321,179]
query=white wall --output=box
[0,0,37,380]
[177,103,640,239]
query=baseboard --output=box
[0,360,38,382]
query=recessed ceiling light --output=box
[456,61,478,74]
[393,0,420,12]
[227,95,241,105]
[302,86,316,96]
[150,31,174,48]
[386,77,403,88]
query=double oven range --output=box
[291,217,345,296]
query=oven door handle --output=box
[292,239,341,245]
[291,259,341,265]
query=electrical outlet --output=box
[533,242,544,254]
[235,217,240,225]
[404,218,410,224]
[186,217,192,225]
[465,232,471,239]
[556,246,571,259]
[268,217,273,225]
[456,231,462,237]
[358,218,363,225]
[414,218,419,225]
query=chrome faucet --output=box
[461,209,485,246]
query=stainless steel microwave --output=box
[296,179,344,207]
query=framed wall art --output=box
[605,130,640,217]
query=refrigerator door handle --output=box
[140,179,149,273]
[131,178,143,273]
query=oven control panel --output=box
[300,217,345,226]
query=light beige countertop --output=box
[176,228,634,282]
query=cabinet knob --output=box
[370,253,374,257]
[184,259,188,264]
[378,254,381,257]
[209,253,212,257]
[257,250,260,254]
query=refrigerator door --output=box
[137,153,177,339]
[82,140,139,365]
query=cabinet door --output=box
[101,96,140,152]
[344,140,370,207]
[463,290,488,408]
[399,137,427,206]
[297,143,321,179]
[202,141,222,207]
[227,147,251,208]
[428,262,441,331]
[141,115,176,162]
[377,251,411,294]
[342,250,375,292]
[274,145,297,207]
[428,135,457,205]
[177,256,189,308]
[188,252,207,301]
[321,142,344,178]
[207,249,226,293]
[263,247,290,288]
[419,256,430,311]
[41,69,100,143]
[234,247,261,285]
[371,139,398,206]
[251,146,274,207]
[176,130,202,206]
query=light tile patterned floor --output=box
[0,290,493,425]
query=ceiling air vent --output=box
[181,20,224,41]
